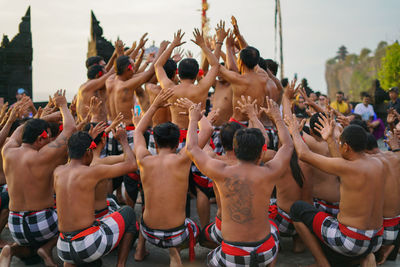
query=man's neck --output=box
[225,150,237,160]
[180,79,195,85]
[69,159,86,166]
[158,148,176,155]
[241,67,254,75]
[21,143,39,151]
[345,151,366,161]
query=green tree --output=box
[378,41,400,90]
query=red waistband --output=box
[126,125,135,131]
[192,173,213,188]
[179,129,188,143]
[229,117,248,128]
[316,199,339,209]
[60,224,100,241]
[127,172,140,181]
[383,216,400,228]
[268,204,292,223]
[221,234,276,256]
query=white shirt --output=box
[354,103,375,121]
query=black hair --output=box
[85,56,104,69]
[178,58,199,80]
[265,59,279,76]
[340,125,367,152]
[48,122,60,138]
[10,118,30,137]
[115,55,131,75]
[290,149,305,188]
[239,46,260,69]
[351,113,362,121]
[366,133,378,150]
[258,57,267,71]
[309,113,323,138]
[22,119,50,144]
[87,65,104,80]
[337,91,344,95]
[153,122,180,149]
[68,131,93,159]
[164,58,177,79]
[220,122,244,151]
[233,128,264,162]
[83,123,104,145]
[281,78,289,88]
[349,119,368,132]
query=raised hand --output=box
[106,112,124,133]
[153,88,174,108]
[231,15,241,37]
[185,50,193,58]
[191,28,205,47]
[138,33,149,49]
[262,96,282,122]
[188,103,204,122]
[284,114,300,135]
[172,47,184,63]
[175,97,195,111]
[159,40,170,51]
[88,121,107,139]
[385,130,400,150]
[207,108,220,125]
[88,96,102,117]
[314,113,335,141]
[115,39,125,57]
[284,79,301,99]
[387,109,396,124]
[336,115,350,127]
[172,29,186,47]
[215,20,228,43]
[113,126,128,143]
[52,90,67,108]
[236,95,258,118]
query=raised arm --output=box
[129,33,148,60]
[225,31,239,72]
[105,39,125,72]
[314,113,341,158]
[231,16,248,49]
[213,21,228,63]
[186,103,227,180]
[285,113,352,176]
[155,30,185,89]
[261,98,293,178]
[0,105,20,148]
[133,88,174,161]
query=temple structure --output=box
[0,7,32,103]
[87,11,114,62]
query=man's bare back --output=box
[211,80,232,126]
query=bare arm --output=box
[0,106,20,149]
[231,16,248,49]
[225,32,239,72]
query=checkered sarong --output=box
[147,130,157,155]
[264,126,278,151]
[382,215,400,245]
[57,211,125,265]
[312,212,383,256]
[141,218,199,261]
[9,207,58,247]
[106,126,135,155]
[313,198,340,217]
[204,216,223,245]
[268,203,296,236]
[207,220,279,267]
[211,127,224,155]
[95,198,121,220]
[0,184,7,193]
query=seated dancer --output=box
[286,114,385,267]
[154,28,220,228]
[54,128,137,266]
[365,133,400,264]
[187,98,293,267]
[0,90,76,267]
[133,89,212,267]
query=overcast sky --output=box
[1,0,399,101]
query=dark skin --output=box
[54,128,137,267]
[186,98,293,243]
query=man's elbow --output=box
[63,124,77,135]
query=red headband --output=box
[198,69,204,77]
[88,141,97,150]
[98,71,103,77]
[102,132,107,138]
[39,130,48,139]
[127,64,133,71]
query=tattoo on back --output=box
[224,177,254,224]
[48,134,67,148]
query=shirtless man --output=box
[154,29,219,228]
[0,90,76,267]
[186,98,293,267]
[286,115,385,267]
[365,133,400,264]
[77,40,124,123]
[54,128,137,266]
[133,89,213,267]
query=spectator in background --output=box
[388,87,400,114]
[355,93,385,139]
[330,91,350,115]
[15,88,27,102]
[373,79,389,122]
[317,94,328,111]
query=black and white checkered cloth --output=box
[268,203,296,236]
[211,127,224,155]
[140,218,199,248]
[9,208,59,247]
[207,220,279,267]
[106,127,134,155]
[264,126,279,151]
[0,184,7,193]
[204,216,223,245]
[95,197,121,220]
[312,212,383,256]
[147,130,157,155]
[313,197,340,217]
[57,211,125,265]
[382,215,400,245]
